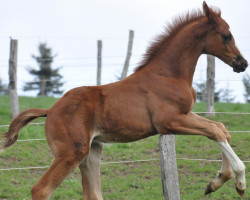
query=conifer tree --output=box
[23,43,64,96]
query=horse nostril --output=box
[236,55,248,68]
[236,55,241,60]
[233,55,248,72]
[243,61,248,68]
[236,55,244,61]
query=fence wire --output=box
[0,111,249,171]
[0,157,249,171]
[1,111,250,128]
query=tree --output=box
[243,73,250,103]
[23,43,64,96]
[219,83,235,103]
[193,81,221,102]
[194,82,206,102]
[0,78,8,95]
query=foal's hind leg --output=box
[31,123,90,199]
[31,156,85,199]
[79,141,103,200]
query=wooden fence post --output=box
[159,135,180,200]
[206,55,215,117]
[97,40,102,86]
[8,39,19,119]
[121,30,134,80]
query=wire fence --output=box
[0,111,250,171]
[0,157,250,171]
[1,111,250,128]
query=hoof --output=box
[205,182,214,195]
[236,187,245,197]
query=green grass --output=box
[0,96,249,199]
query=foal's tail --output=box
[0,109,48,153]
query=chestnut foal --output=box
[1,2,247,199]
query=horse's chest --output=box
[176,91,193,113]
[167,83,193,113]
[148,85,193,115]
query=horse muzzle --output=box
[232,55,248,73]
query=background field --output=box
[0,96,249,200]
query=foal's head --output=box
[202,2,248,73]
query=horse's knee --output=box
[216,122,231,143]
[207,124,226,142]
[225,133,231,143]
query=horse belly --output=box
[94,128,157,143]
[95,110,157,143]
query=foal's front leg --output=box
[188,112,233,194]
[156,113,246,196]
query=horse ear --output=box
[202,1,219,25]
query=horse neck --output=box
[148,18,209,87]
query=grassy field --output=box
[0,95,249,200]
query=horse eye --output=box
[222,34,232,42]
